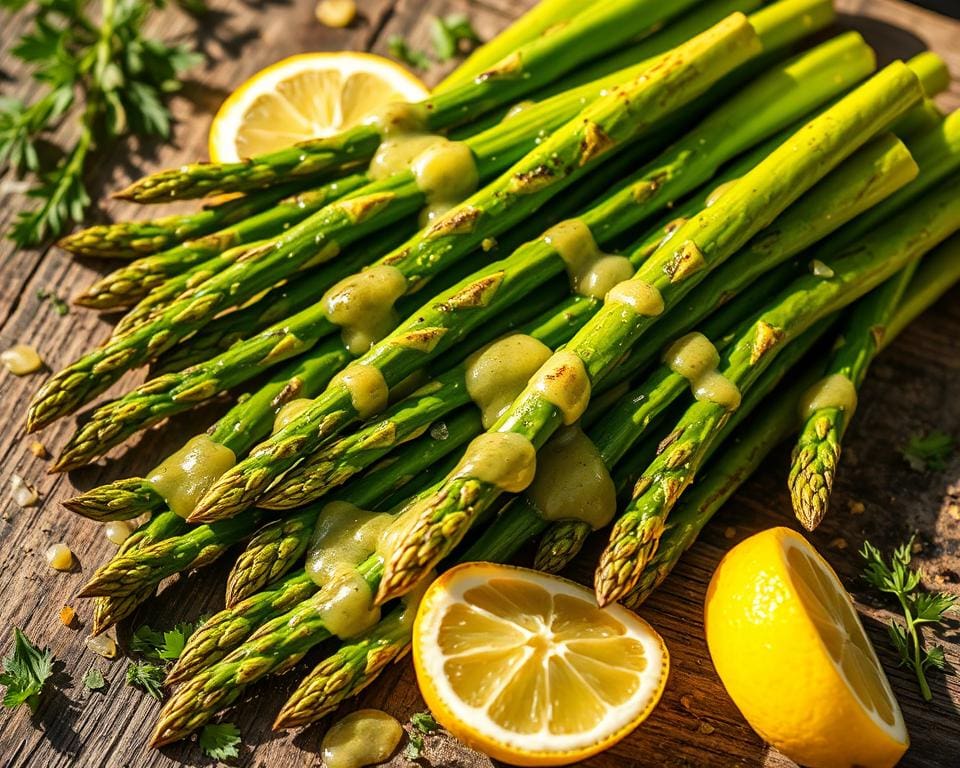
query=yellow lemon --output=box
[412,562,669,766]
[208,53,428,162]
[705,526,908,768]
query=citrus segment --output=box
[705,527,908,768]
[413,563,669,766]
[209,53,429,163]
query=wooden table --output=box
[0,1,958,766]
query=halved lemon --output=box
[412,562,669,766]
[705,527,908,768]
[209,53,429,162]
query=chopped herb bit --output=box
[35,289,69,316]
[0,628,53,712]
[403,730,424,760]
[902,430,955,472]
[410,711,439,733]
[861,537,957,701]
[388,36,431,70]
[199,722,241,760]
[125,661,164,701]
[430,14,480,62]
[82,668,106,691]
[130,620,200,662]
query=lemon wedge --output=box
[412,562,669,766]
[705,526,908,768]
[209,53,429,162]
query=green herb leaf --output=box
[1,0,204,245]
[430,14,480,62]
[403,730,424,760]
[901,430,955,472]
[410,711,439,733]
[82,668,106,691]
[199,722,241,760]
[131,620,200,662]
[0,628,54,712]
[861,538,956,701]
[388,36,431,70]
[125,661,165,701]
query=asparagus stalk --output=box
[164,571,318,685]
[376,63,924,605]
[31,17,757,434]
[274,316,834,729]
[58,183,307,259]
[169,432,474,683]
[118,0,699,202]
[150,138,651,377]
[148,69,924,740]
[72,180,365,310]
[788,265,917,531]
[90,511,186,635]
[627,235,960,607]
[432,0,588,93]
[62,344,352,517]
[191,29,881,525]
[596,177,960,605]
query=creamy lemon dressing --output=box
[330,363,389,419]
[800,372,858,417]
[526,426,616,529]
[321,709,404,768]
[146,435,237,518]
[531,350,592,425]
[605,278,665,315]
[664,332,741,410]
[322,265,408,355]
[451,432,537,492]
[543,219,635,300]
[465,334,552,428]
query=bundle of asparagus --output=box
[25,0,960,750]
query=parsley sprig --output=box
[388,13,480,71]
[861,538,956,701]
[0,628,54,713]
[901,430,956,472]
[0,0,205,246]
[198,721,241,760]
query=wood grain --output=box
[0,1,958,766]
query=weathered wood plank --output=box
[0,1,958,767]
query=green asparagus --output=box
[31,16,757,434]
[628,233,960,607]
[596,176,960,605]
[119,0,700,202]
[376,63,924,605]
[58,184,308,260]
[191,30,878,525]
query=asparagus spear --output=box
[149,137,651,377]
[788,259,924,530]
[58,183,307,259]
[90,511,186,635]
[73,180,365,310]
[627,235,960,607]
[31,17,757,434]
[375,63,924,604]
[432,0,588,93]
[169,429,475,683]
[596,177,960,605]
[62,345,352,518]
[191,30,879,524]
[274,316,834,729]
[118,0,699,202]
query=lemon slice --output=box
[209,53,429,162]
[705,527,908,768]
[413,562,669,766]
